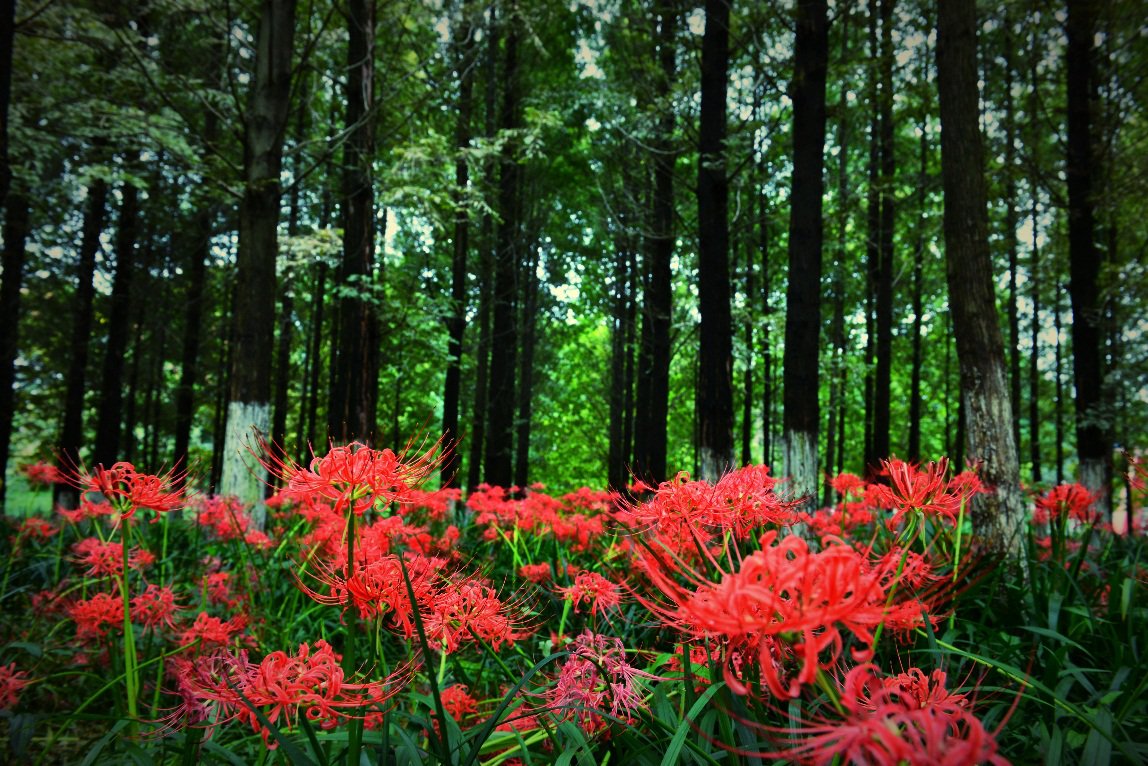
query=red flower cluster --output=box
[72,537,155,578]
[131,584,181,630]
[81,462,185,519]
[167,640,410,748]
[20,461,62,487]
[870,458,986,531]
[1033,483,1100,526]
[547,631,649,735]
[770,664,1008,765]
[558,570,622,616]
[0,663,31,710]
[641,531,934,698]
[272,441,441,516]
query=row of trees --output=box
[1,0,1145,541]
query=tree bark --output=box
[1066,0,1108,505]
[782,0,828,503]
[634,0,676,485]
[483,6,520,489]
[0,0,14,209]
[93,181,139,467]
[221,0,296,521]
[330,0,378,444]
[909,106,927,461]
[172,205,211,486]
[442,3,475,488]
[873,0,895,465]
[54,178,108,509]
[696,0,734,481]
[1028,196,1042,483]
[513,245,540,491]
[936,0,1024,557]
[0,191,29,512]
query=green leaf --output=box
[659,682,725,766]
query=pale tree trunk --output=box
[936,0,1024,558]
[220,0,296,526]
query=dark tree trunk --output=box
[303,261,326,456]
[513,245,540,491]
[1054,278,1065,484]
[936,0,1024,556]
[781,0,828,502]
[760,200,772,468]
[172,206,211,485]
[873,0,894,465]
[741,232,754,468]
[696,0,734,480]
[1066,0,1108,504]
[483,8,520,489]
[330,0,378,444]
[221,0,296,519]
[270,285,293,481]
[54,179,108,509]
[211,283,236,492]
[633,0,676,485]
[441,4,475,488]
[1028,197,1042,483]
[93,181,139,467]
[608,242,630,490]
[0,191,29,512]
[1004,20,1022,453]
[908,111,927,461]
[863,3,878,472]
[466,11,499,493]
[0,0,14,208]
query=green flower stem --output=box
[871,537,912,648]
[118,514,140,730]
[344,496,363,766]
[815,667,846,717]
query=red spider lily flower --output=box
[20,461,63,487]
[179,611,247,650]
[639,531,934,699]
[767,663,1009,765]
[68,592,123,642]
[167,640,412,748]
[519,563,552,583]
[12,516,57,543]
[558,571,623,616]
[0,663,31,710]
[58,497,115,524]
[1033,483,1100,526]
[131,584,181,630]
[829,472,866,498]
[423,576,532,653]
[618,467,798,544]
[204,572,240,609]
[872,458,986,531]
[546,631,651,735]
[79,462,186,519]
[266,437,444,516]
[439,684,479,732]
[71,538,155,578]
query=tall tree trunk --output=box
[1065,0,1108,506]
[1054,277,1065,484]
[608,241,630,490]
[442,4,475,488]
[634,0,676,485]
[863,2,879,472]
[908,107,927,461]
[1028,196,1042,483]
[741,230,754,468]
[0,191,28,512]
[54,179,108,509]
[936,0,1024,557]
[696,0,734,481]
[873,0,895,465]
[513,244,540,491]
[484,6,521,488]
[1004,18,1022,453]
[760,199,772,469]
[466,10,499,493]
[172,204,211,485]
[782,0,828,503]
[0,0,13,208]
[330,0,377,443]
[221,0,296,523]
[93,181,139,467]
